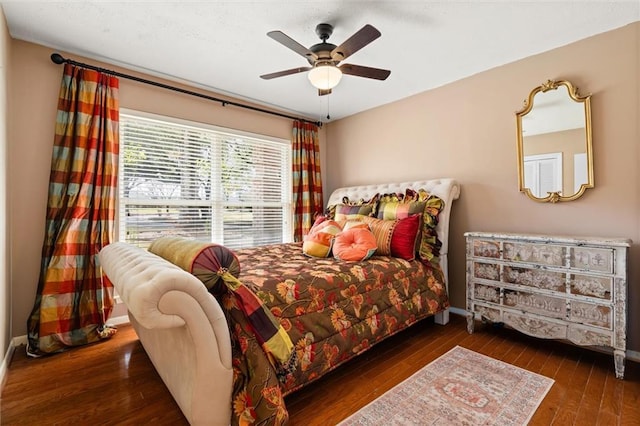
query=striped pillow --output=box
[361,216,397,256]
[302,220,343,258]
[334,203,374,222]
[326,194,379,221]
[376,199,426,220]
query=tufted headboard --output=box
[326,178,461,288]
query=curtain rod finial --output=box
[51,53,65,64]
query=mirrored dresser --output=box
[465,231,631,379]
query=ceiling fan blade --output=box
[318,88,332,96]
[267,30,318,61]
[339,64,391,80]
[331,24,381,61]
[260,67,312,80]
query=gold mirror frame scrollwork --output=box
[516,79,593,203]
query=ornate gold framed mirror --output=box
[516,79,593,203]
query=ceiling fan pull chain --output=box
[326,94,331,120]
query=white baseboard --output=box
[0,334,26,396]
[5,315,129,353]
[108,314,130,326]
[448,306,467,317]
[0,339,15,397]
[12,335,27,346]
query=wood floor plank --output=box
[621,360,640,425]
[525,345,575,425]
[2,328,188,426]
[575,353,608,426]
[480,326,515,361]
[600,365,626,418]
[524,344,554,375]
[502,339,528,368]
[460,320,500,353]
[596,411,619,426]
[550,350,591,426]
[2,314,638,425]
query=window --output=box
[118,111,292,249]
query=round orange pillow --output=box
[333,227,377,261]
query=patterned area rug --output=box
[338,346,553,426]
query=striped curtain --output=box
[26,63,120,356]
[292,120,323,241]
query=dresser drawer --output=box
[569,274,612,300]
[473,261,500,281]
[503,265,566,292]
[503,242,565,267]
[472,239,501,259]
[570,246,614,274]
[472,283,500,303]
[567,325,612,347]
[568,300,612,329]
[504,289,566,319]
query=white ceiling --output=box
[2,1,639,122]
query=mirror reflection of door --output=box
[521,85,586,196]
[573,153,587,193]
[524,152,562,198]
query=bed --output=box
[99,178,460,425]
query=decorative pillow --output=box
[302,220,342,258]
[411,189,445,264]
[333,203,374,222]
[342,219,370,231]
[412,188,445,231]
[311,214,327,228]
[376,199,426,220]
[332,227,377,261]
[360,216,397,256]
[326,194,379,221]
[390,214,422,261]
[377,188,445,264]
[149,236,293,364]
[148,236,241,294]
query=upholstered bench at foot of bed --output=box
[99,242,233,426]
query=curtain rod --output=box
[50,53,322,127]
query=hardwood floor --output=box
[2,314,638,425]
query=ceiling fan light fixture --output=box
[308,64,342,90]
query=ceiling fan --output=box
[260,23,391,96]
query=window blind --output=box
[119,112,292,249]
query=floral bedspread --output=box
[218,242,449,425]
